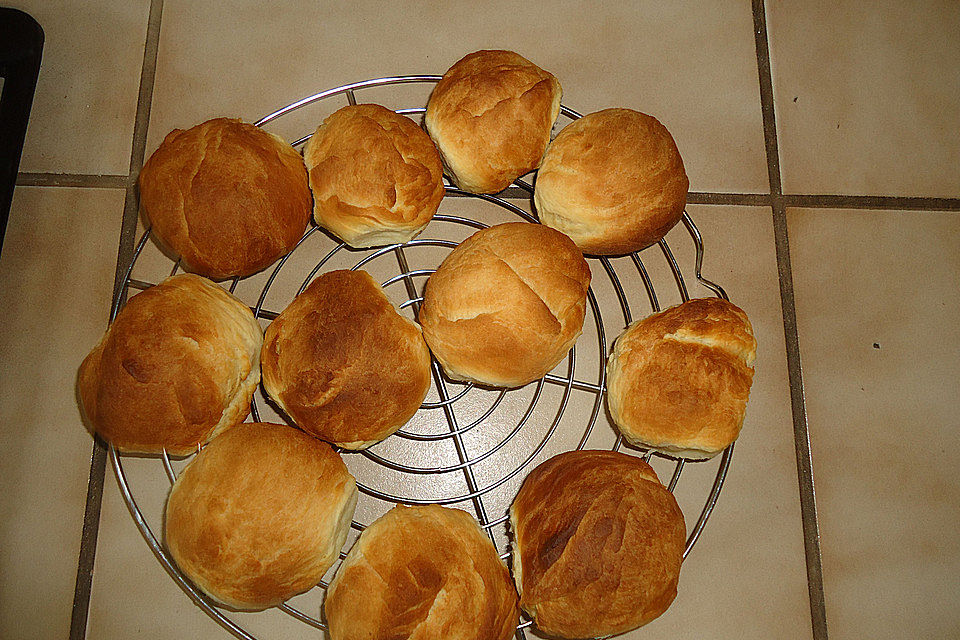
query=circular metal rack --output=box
[110,76,736,639]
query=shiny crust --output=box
[76,274,262,456]
[261,269,431,449]
[138,118,312,278]
[303,104,445,247]
[326,504,519,640]
[425,50,561,194]
[510,450,685,638]
[164,422,358,610]
[418,222,591,387]
[534,108,689,255]
[606,297,757,459]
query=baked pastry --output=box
[418,222,591,387]
[139,117,312,278]
[165,422,357,610]
[261,269,431,449]
[510,450,686,638]
[534,108,689,255]
[325,504,519,640]
[606,297,757,458]
[425,50,561,194]
[77,274,262,455]
[303,104,445,247]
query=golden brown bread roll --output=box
[261,269,431,449]
[606,297,757,459]
[164,422,357,610]
[534,108,689,255]
[303,104,445,247]
[510,450,686,638]
[325,504,519,640]
[139,117,312,279]
[418,222,591,388]
[76,274,262,456]
[425,50,562,194]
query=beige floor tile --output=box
[789,208,960,638]
[6,1,150,175]
[88,198,811,638]
[146,0,767,195]
[0,186,123,640]
[767,2,960,197]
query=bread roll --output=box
[607,297,757,459]
[261,269,431,449]
[534,108,689,255]
[303,104,445,247]
[325,504,519,640]
[164,422,357,610]
[139,117,312,279]
[77,274,261,456]
[510,450,685,638]
[425,50,561,194]
[418,222,591,388]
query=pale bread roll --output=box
[535,108,689,255]
[325,504,519,640]
[261,269,431,449]
[425,50,561,194]
[606,297,757,459]
[139,117,311,279]
[303,104,444,247]
[77,274,261,456]
[165,422,357,610]
[418,222,591,388]
[510,450,686,638]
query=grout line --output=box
[14,171,960,213]
[752,2,828,639]
[782,193,960,212]
[69,1,165,639]
[16,172,130,189]
[455,188,960,211]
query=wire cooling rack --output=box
[109,76,736,639]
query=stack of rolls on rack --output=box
[73,46,763,640]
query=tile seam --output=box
[68,1,165,638]
[15,173,130,189]
[752,1,828,639]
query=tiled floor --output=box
[1,2,958,640]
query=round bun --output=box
[139,118,312,278]
[303,104,445,247]
[607,297,757,459]
[164,422,357,610]
[326,504,519,640]
[534,108,689,255]
[425,50,561,194]
[510,450,686,638]
[261,269,431,449]
[418,222,590,388]
[77,274,262,456]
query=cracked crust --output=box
[418,223,591,388]
[510,450,685,638]
[325,504,519,640]
[261,269,431,449]
[139,118,311,279]
[165,422,357,611]
[606,297,757,458]
[425,50,561,194]
[76,274,263,456]
[303,104,444,247]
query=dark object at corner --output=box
[0,8,44,256]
